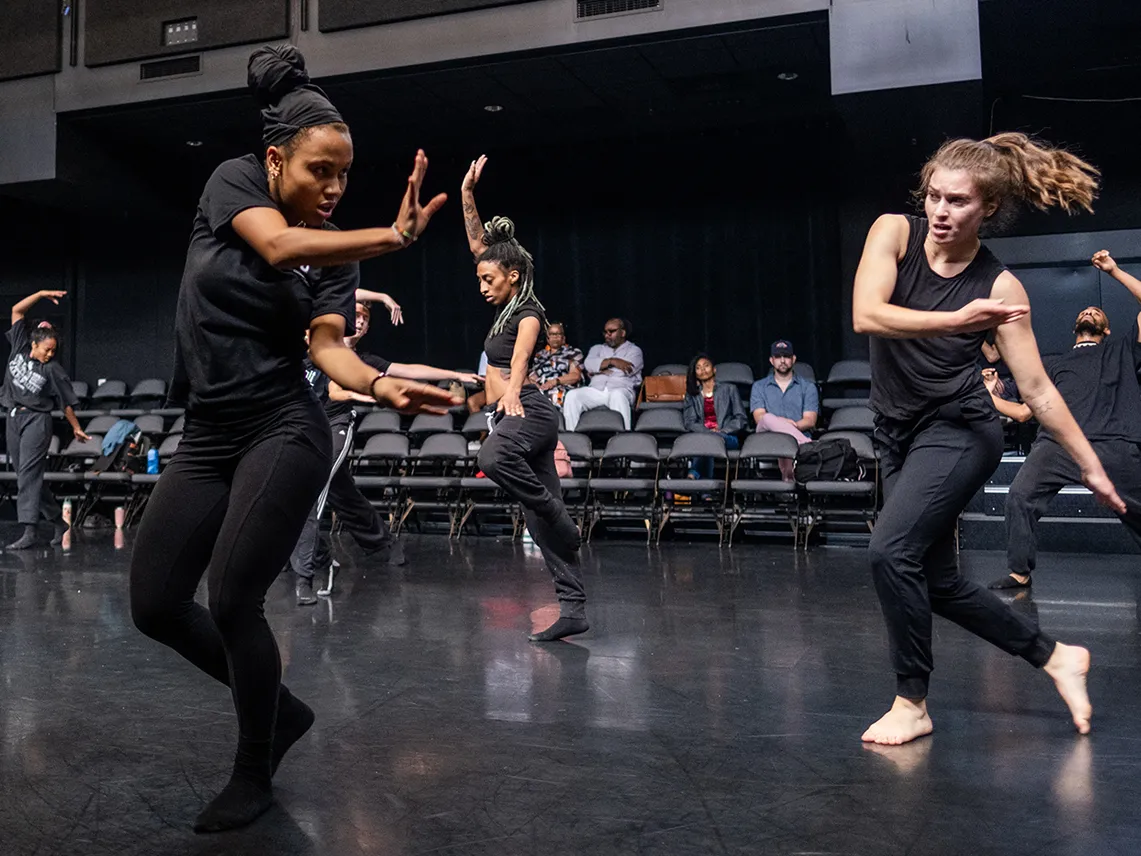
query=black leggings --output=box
[477,385,585,619]
[130,396,330,781]
[870,405,1054,699]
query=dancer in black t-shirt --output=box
[3,291,89,549]
[990,249,1141,590]
[292,295,480,604]
[128,45,455,833]
[462,156,587,641]
[853,133,1124,745]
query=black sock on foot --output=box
[192,777,273,834]
[529,616,589,642]
[272,694,315,776]
[988,573,1031,590]
[50,520,69,546]
[7,525,37,550]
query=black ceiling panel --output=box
[319,0,536,33]
[0,0,62,82]
[85,0,289,67]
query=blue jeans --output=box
[689,433,739,480]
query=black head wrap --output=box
[248,45,344,148]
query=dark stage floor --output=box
[0,531,1138,856]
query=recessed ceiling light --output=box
[777,72,798,81]
[185,140,203,147]
[483,104,504,113]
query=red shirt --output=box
[703,393,718,430]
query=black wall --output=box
[2,125,847,387]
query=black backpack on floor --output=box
[793,438,862,484]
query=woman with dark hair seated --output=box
[682,354,747,479]
[529,320,584,408]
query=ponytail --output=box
[917,132,1098,220]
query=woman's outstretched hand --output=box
[372,377,460,415]
[952,298,1029,334]
[394,150,447,242]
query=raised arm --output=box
[992,272,1124,512]
[308,314,458,415]
[12,290,66,326]
[1092,250,1141,340]
[461,155,489,258]
[852,214,1028,338]
[232,150,446,269]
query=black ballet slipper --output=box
[192,778,273,834]
[528,617,589,642]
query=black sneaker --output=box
[295,577,317,606]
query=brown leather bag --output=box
[640,374,686,403]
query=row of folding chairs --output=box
[641,360,872,413]
[348,405,876,457]
[349,428,878,547]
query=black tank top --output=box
[868,216,1007,421]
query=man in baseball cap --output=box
[749,339,818,477]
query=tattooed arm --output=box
[461,155,488,258]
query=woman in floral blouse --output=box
[530,321,584,408]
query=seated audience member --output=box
[682,354,747,479]
[750,340,818,440]
[749,339,817,479]
[530,321,584,408]
[564,317,643,431]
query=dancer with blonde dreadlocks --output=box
[461,155,588,641]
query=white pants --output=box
[563,386,635,431]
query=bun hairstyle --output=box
[479,215,547,337]
[917,132,1099,230]
[247,45,346,150]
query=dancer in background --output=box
[129,44,455,833]
[3,291,89,549]
[989,248,1141,590]
[294,293,480,603]
[853,133,1123,745]
[462,155,587,641]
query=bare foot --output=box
[861,696,934,745]
[1044,642,1092,735]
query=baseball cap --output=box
[771,340,794,357]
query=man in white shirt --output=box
[563,318,644,430]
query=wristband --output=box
[391,224,416,247]
[369,374,386,399]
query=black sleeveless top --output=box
[483,300,546,372]
[868,216,1007,421]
